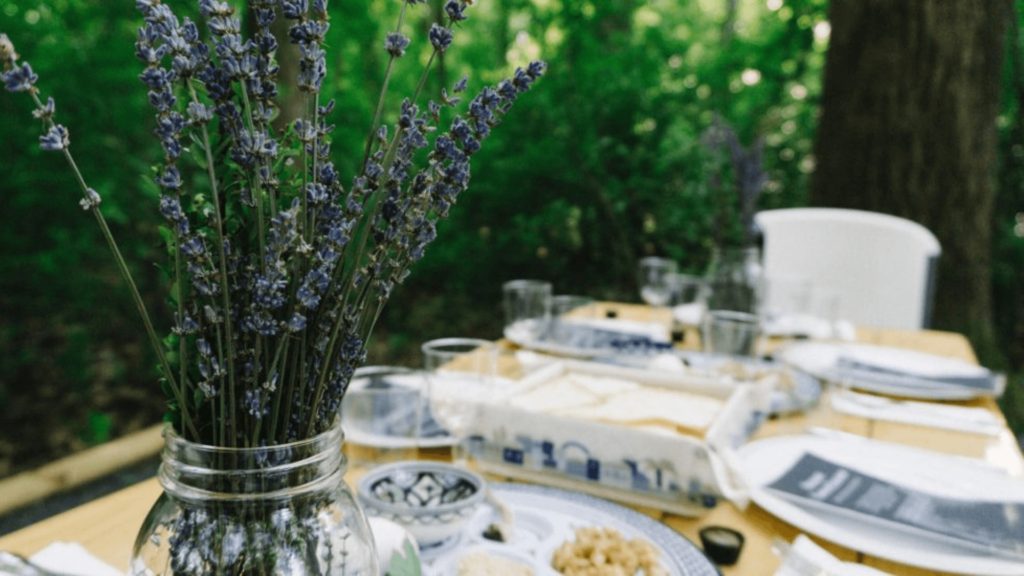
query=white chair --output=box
[754,208,941,330]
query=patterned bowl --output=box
[357,460,486,550]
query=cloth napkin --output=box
[831,389,1003,436]
[29,542,123,576]
[833,348,1002,394]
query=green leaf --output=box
[385,541,422,576]
[162,333,179,351]
[168,279,181,306]
[188,146,208,170]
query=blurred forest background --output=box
[0,0,1022,479]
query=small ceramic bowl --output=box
[357,461,486,550]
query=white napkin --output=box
[774,534,891,576]
[831,389,1002,436]
[29,542,123,576]
[672,303,705,326]
[764,313,834,339]
[763,314,857,341]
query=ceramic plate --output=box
[504,318,674,360]
[419,482,720,576]
[739,433,1024,575]
[779,342,997,400]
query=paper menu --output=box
[766,452,1024,560]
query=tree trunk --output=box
[810,0,1011,363]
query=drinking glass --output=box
[549,294,596,346]
[638,257,679,307]
[502,279,553,343]
[341,366,424,467]
[421,338,497,466]
[669,273,708,322]
[667,273,707,344]
[704,246,763,314]
[702,310,761,358]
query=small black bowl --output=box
[699,525,744,566]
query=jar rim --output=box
[158,419,347,503]
[161,417,344,455]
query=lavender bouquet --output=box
[1,0,544,452]
[700,114,766,248]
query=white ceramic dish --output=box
[416,482,719,576]
[779,342,1000,400]
[739,433,1024,575]
[358,461,487,549]
[504,318,673,359]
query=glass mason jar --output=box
[704,246,763,315]
[130,421,379,576]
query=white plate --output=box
[739,433,1024,575]
[419,482,719,576]
[343,372,455,449]
[779,342,996,400]
[505,318,674,359]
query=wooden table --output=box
[1,303,1020,575]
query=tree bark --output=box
[810,0,1011,361]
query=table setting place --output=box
[3,268,1023,576]
[313,273,1019,575]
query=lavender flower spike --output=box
[0,33,16,62]
[3,0,548,456]
[40,125,70,151]
[79,188,102,211]
[2,62,37,93]
[384,32,410,58]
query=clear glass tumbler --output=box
[420,338,497,466]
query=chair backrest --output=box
[754,208,941,330]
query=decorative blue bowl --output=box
[357,461,486,549]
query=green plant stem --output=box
[309,93,321,241]
[28,90,199,441]
[189,84,239,446]
[278,339,302,444]
[304,266,379,438]
[240,88,269,269]
[213,322,226,445]
[301,93,311,245]
[173,225,188,439]
[265,336,291,442]
[361,0,412,169]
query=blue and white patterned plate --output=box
[420,482,720,576]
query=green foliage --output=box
[0,0,169,467]
[1,0,1022,464]
[380,0,829,350]
[84,411,114,446]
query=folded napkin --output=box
[672,303,705,326]
[833,347,1002,394]
[774,535,891,576]
[831,389,1003,436]
[763,313,835,340]
[29,542,123,576]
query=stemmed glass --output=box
[638,257,679,308]
[421,338,497,466]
